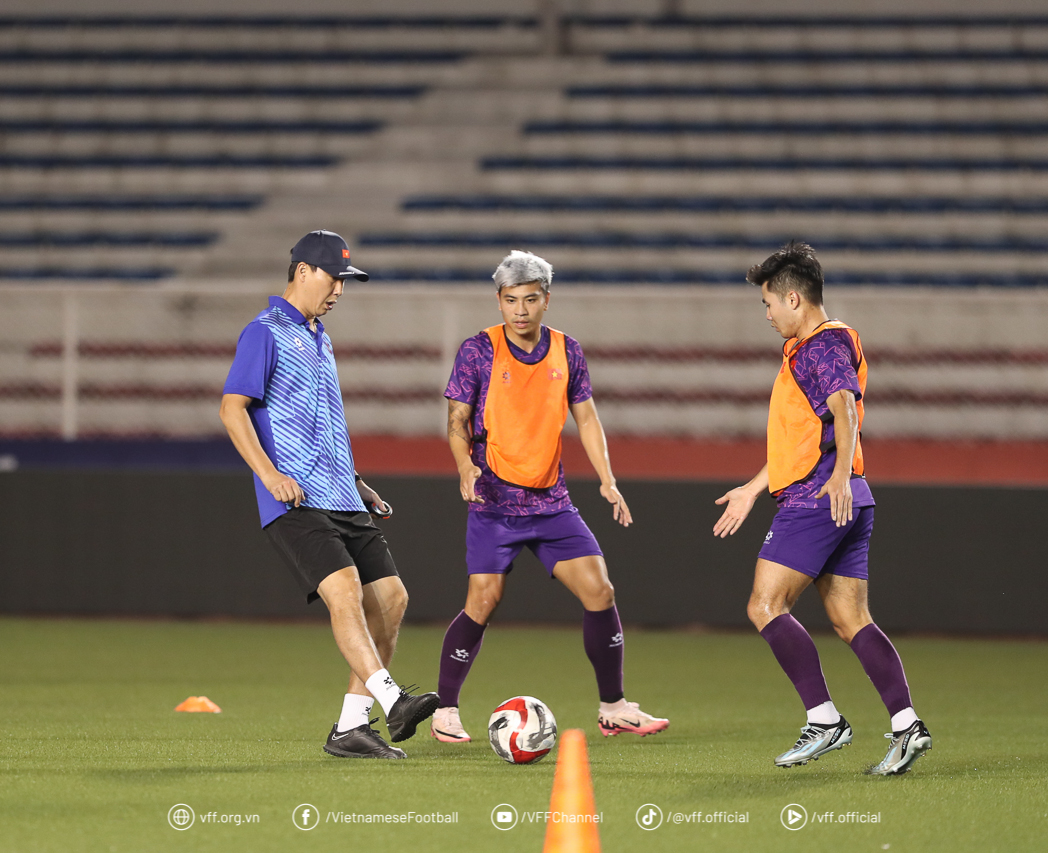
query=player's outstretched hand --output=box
[355,479,391,517]
[601,483,632,527]
[713,487,758,538]
[816,472,853,527]
[459,464,484,503]
[264,471,305,507]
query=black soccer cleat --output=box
[385,686,440,743]
[324,721,407,759]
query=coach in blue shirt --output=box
[220,230,438,759]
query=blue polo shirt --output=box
[223,296,366,527]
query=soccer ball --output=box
[488,696,557,764]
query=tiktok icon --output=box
[636,803,664,830]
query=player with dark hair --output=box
[713,241,932,775]
[220,229,438,760]
[430,250,668,744]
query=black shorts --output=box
[265,507,399,603]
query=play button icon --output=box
[780,803,808,830]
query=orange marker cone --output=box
[174,696,222,713]
[543,729,601,853]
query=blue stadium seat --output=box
[358,233,1048,253]
[0,120,383,133]
[606,48,1048,63]
[565,84,1048,99]
[0,196,262,210]
[356,268,1048,287]
[0,48,466,63]
[401,195,1048,213]
[0,155,340,168]
[0,267,173,281]
[0,85,425,98]
[523,120,1048,136]
[481,157,1048,172]
[0,232,217,247]
[0,15,532,28]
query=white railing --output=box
[3,282,1048,441]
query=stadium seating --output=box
[2,13,1046,283]
[1,12,1046,441]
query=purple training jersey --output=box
[777,326,875,510]
[444,325,592,516]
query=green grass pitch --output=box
[1,617,1045,852]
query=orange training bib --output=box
[767,320,866,494]
[482,325,569,489]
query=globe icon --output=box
[168,805,195,830]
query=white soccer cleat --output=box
[431,706,471,743]
[866,719,932,776]
[598,700,669,737]
[774,717,853,767]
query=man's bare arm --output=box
[219,394,304,506]
[569,397,632,527]
[816,388,859,526]
[448,398,483,503]
[713,464,769,538]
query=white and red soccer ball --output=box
[488,696,558,764]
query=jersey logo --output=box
[502,370,511,384]
[548,367,564,381]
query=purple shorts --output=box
[758,505,874,580]
[465,508,603,575]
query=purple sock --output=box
[849,623,913,716]
[583,605,625,703]
[437,611,486,708]
[759,614,832,711]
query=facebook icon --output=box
[293,804,319,831]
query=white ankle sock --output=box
[806,701,841,726]
[364,668,402,716]
[337,693,374,733]
[890,707,918,732]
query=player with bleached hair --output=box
[714,241,932,775]
[430,250,668,743]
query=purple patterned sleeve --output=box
[444,336,486,405]
[793,330,862,416]
[565,336,593,404]
[776,327,875,510]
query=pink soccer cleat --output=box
[598,700,669,737]
[431,706,471,743]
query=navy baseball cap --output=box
[290,230,369,281]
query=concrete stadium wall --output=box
[1,470,1043,635]
[5,285,1047,440]
[7,1,1048,17]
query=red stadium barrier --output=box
[348,434,1048,487]
[3,383,1045,408]
[28,342,441,360]
[25,340,1048,366]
